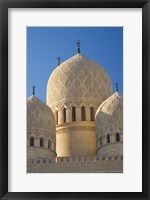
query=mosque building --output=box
[27,41,123,173]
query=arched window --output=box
[100,137,102,146]
[72,106,76,121]
[81,106,85,121]
[63,107,66,123]
[48,139,51,149]
[90,107,94,121]
[116,132,120,141]
[30,136,34,146]
[107,134,110,143]
[55,111,58,125]
[40,137,44,147]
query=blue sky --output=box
[27,27,123,103]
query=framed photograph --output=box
[0,0,150,199]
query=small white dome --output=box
[96,92,123,137]
[27,95,56,160]
[27,95,55,136]
[95,92,123,159]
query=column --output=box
[102,137,107,145]
[85,106,90,121]
[44,140,48,148]
[76,106,81,121]
[58,109,64,124]
[54,111,58,125]
[111,134,116,143]
[34,137,40,147]
[66,107,72,122]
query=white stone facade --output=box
[27,53,123,173]
[27,96,56,159]
[27,156,123,173]
[46,53,113,158]
[96,92,123,158]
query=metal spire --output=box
[32,86,36,96]
[57,56,61,66]
[115,82,119,92]
[76,40,81,54]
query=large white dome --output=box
[47,53,112,110]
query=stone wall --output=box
[97,142,123,158]
[27,156,123,173]
[56,122,96,157]
[27,146,56,159]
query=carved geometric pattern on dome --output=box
[96,92,123,137]
[47,54,112,110]
[27,96,55,135]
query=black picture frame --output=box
[0,0,150,199]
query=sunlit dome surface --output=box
[27,95,55,135]
[96,91,123,137]
[47,53,112,109]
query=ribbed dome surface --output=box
[27,95,55,135]
[47,53,112,110]
[96,92,123,137]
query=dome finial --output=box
[76,40,81,53]
[57,56,61,66]
[32,86,36,95]
[115,82,119,92]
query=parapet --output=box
[27,155,123,173]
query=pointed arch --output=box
[30,136,34,146]
[72,106,76,121]
[81,106,85,121]
[40,137,44,147]
[107,134,110,143]
[116,132,120,141]
[90,106,94,121]
[63,107,66,123]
